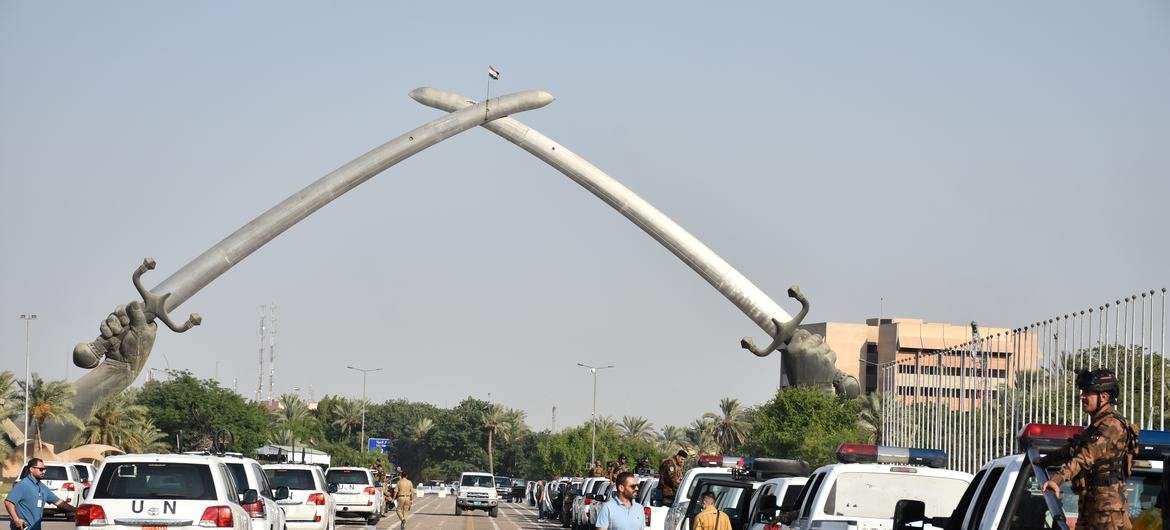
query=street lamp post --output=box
[19,314,36,461]
[576,362,614,467]
[346,365,383,452]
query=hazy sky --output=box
[2,2,1167,433]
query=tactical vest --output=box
[1080,412,1139,487]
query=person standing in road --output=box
[4,458,77,530]
[594,472,643,530]
[591,460,604,477]
[394,470,416,529]
[693,492,731,530]
[1041,369,1139,530]
[658,450,687,507]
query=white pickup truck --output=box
[893,423,1170,530]
[455,471,499,517]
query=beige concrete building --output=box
[800,318,1038,410]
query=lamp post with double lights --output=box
[346,365,382,452]
[19,314,36,461]
[576,362,614,467]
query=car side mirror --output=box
[240,489,259,505]
[892,499,926,530]
[327,483,339,494]
[274,486,291,501]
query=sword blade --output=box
[151,88,554,312]
[409,87,792,339]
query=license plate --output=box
[144,526,167,530]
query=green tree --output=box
[481,405,508,475]
[744,386,868,468]
[137,371,272,454]
[271,394,321,444]
[619,416,656,443]
[14,374,82,457]
[703,398,752,454]
[659,425,687,453]
[77,388,149,447]
[330,398,365,449]
[684,417,718,455]
[532,424,662,478]
[121,418,171,453]
[856,392,883,443]
[0,370,20,460]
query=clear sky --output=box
[1,2,1167,433]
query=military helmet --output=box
[1076,369,1120,394]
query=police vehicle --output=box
[661,455,736,530]
[779,445,972,530]
[892,424,1170,530]
[263,464,337,530]
[678,457,810,530]
[76,453,255,530]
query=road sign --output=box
[367,437,391,453]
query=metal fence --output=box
[879,288,1167,474]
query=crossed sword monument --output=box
[43,87,859,447]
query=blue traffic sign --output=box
[367,437,391,453]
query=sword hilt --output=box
[133,257,202,333]
[740,285,810,357]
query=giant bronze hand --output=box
[42,89,555,447]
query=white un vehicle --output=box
[263,464,337,530]
[779,444,973,530]
[324,467,382,525]
[76,453,258,530]
[893,423,1170,530]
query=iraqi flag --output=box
[488,65,500,80]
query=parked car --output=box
[510,478,528,503]
[263,464,337,530]
[76,453,254,530]
[41,461,85,520]
[219,453,287,530]
[324,467,382,525]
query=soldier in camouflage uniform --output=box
[1042,369,1139,530]
[658,450,687,507]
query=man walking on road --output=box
[1041,369,1139,530]
[658,450,687,507]
[5,458,77,530]
[595,472,643,530]
[693,492,731,530]
[394,470,416,529]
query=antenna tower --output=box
[268,304,277,401]
[256,307,266,401]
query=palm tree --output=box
[684,417,718,456]
[619,416,656,443]
[856,392,883,443]
[0,370,19,460]
[702,398,751,454]
[588,415,618,435]
[121,418,171,453]
[14,374,83,457]
[499,408,528,445]
[659,425,687,453]
[481,405,509,476]
[410,417,435,442]
[331,398,365,448]
[272,393,320,444]
[77,388,149,448]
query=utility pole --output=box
[576,362,614,467]
[19,314,36,461]
[347,365,382,452]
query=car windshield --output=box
[43,466,69,481]
[326,470,370,485]
[94,462,217,500]
[463,475,494,487]
[266,469,316,490]
[495,477,510,488]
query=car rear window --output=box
[95,462,217,500]
[43,466,69,481]
[266,469,316,490]
[326,470,370,485]
[226,463,248,492]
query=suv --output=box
[662,456,735,530]
[76,454,254,530]
[510,478,528,503]
[494,476,512,500]
[40,461,85,520]
[219,454,287,530]
[324,467,382,524]
[65,462,99,490]
[456,471,499,517]
[680,459,810,530]
[263,464,337,530]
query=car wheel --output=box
[366,513,379,525]
[490,507,498,518]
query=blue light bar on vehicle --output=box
[1137,429,1170,460]
[835,444,948,468]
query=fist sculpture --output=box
[784,328,861,399]
[42,302,159,447]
